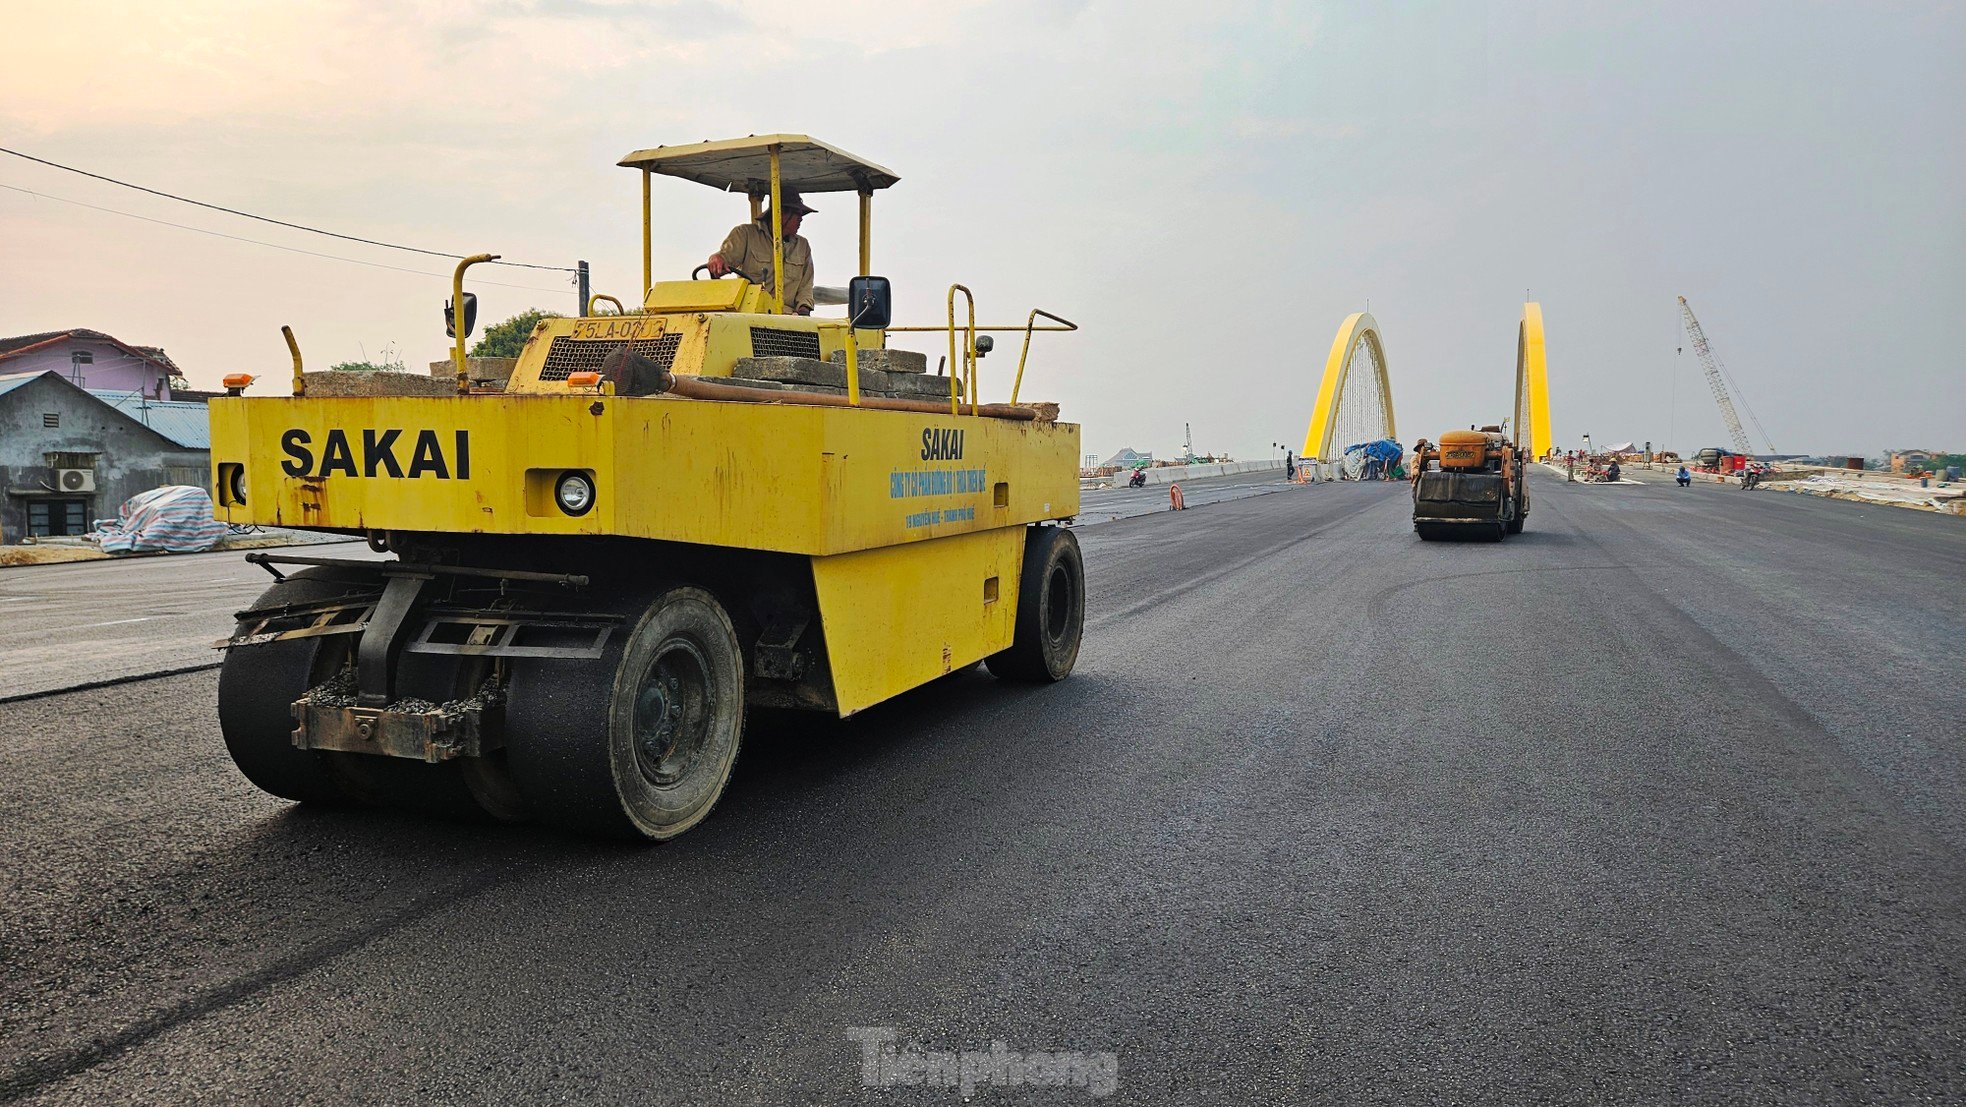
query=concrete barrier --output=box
[1139,460,1284,484]
[1083,460,1284,489]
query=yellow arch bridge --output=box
[1300,302,1553,474]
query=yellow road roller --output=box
[1410,425,1528,541]
[209,135,1083,839]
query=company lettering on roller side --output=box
[921,427,964,461]
[280,429,472,479]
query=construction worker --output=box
[704,192,816,315]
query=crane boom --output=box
[1677,295,1760,456]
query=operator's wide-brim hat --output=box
[772,191,817,216]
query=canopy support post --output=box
[858,189,871,276]
[768,144,785,315]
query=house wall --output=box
[3,338,172,399]
[0,376,208,542]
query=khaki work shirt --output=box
[716,220,814,314]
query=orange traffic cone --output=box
[1170,483,1186,511]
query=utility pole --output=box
[576,260,590,316]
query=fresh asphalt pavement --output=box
[1,473,1960,1104]
[0,541,379,701]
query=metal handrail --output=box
[1010,309,1077,404]
[451,253,498,394]
[587,294,626,316]
[811,321,864,406]
[887,324,1077,333]
[282,325,304,397]
[946,284,976,416]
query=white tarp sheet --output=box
[90,485,229,553]
[1791,473,1965,514]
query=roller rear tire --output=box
[987,526,1084,683]
[505,585,745,840]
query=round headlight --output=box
[227,465,247,506]
[555,471,595,516]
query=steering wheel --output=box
[692,264,736,281]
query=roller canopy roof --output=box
[618,135,900,194]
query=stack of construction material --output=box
[304,371,458,397]
[426,358,519,389]
[722,348,959,402]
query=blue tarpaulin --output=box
[1342,438,1404,463]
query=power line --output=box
[0,145,575,272]
[0,181,571,295]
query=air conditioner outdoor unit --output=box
[56,468,97,493]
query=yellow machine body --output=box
[502,298,889,395]
[210,393,1076,556]
[210,391,1077,713]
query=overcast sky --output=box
[1,0,1959,459]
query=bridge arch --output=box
[1301,311,1397,474]
[1513,302,1552,460]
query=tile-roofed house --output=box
[0,328,186,399]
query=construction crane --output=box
[1677,295,1775,456]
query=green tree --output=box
[470,309,562,359]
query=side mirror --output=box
[973,335,995,357]
[445,292,479,339]
[846,275,892,330]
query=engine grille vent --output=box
[749,327,821,360]
[539,334,681,382]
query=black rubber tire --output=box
[461,749,530,823]
[986,526,1084,683]
[505,585,745,840]
[1505,515,1525,535]
[218,567,373,804]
